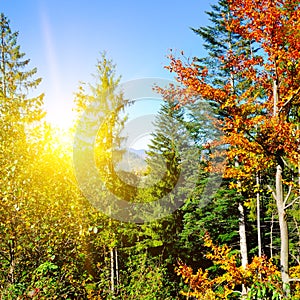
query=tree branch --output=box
[267,184,277,201]
[283,184,292,207]
[289,278,300,282]
[284,196,300,210]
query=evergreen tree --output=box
[73,52,131,208]
[0,13,44,290]
[128,100,199,296]
[146,100,186,193]
[192,0,254,91]
[0,13,44,124]
[73,52,133,297]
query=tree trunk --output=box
[234,159,248,296]
[256,173,262,257]
[238,201,248,297]
[275,164,289,295]
[115,247,119,288]
[110,247,114,293]
[238,201,248,268]
[273,75,290,295]
[235,162,248,267]
[273,79,279,117]
[270,213,274,259]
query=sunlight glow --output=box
[130,134,151,150]
[40,6,74,130]
[45,108,75,130]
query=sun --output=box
[45,102,75,131]
[43,102,77,150]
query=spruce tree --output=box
[132,100,199,296]
[146,101,186,192]
[0,13,44,125]
[73,52,132,297]
[73,52,131,205]
[0,13,44,288]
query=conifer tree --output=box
[133,100,201,296]
[73,52,130,297]
[0,13,44,125]
[146,100,186,191]
[190,0,254,273]
[0,13,44,288]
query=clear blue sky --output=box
[1,0,216,127]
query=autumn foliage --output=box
[161,0,300,184]
[162,0,300,297]
[176,234,282,299]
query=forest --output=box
[0,0,300,299]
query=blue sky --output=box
[1,0,216,128]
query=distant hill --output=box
[129,148,147,159]
[115,148,147,172]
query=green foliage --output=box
[118,253,173,300]
[247,281,282,300]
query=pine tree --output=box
[73,52,131,297]
[0,13,44,288]
[0,13,44,125]
[129,100,200,296]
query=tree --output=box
[146,100,188,196]
[130,100,193,296]
[0,13,44,124]
[0,13,44,291]
[226,1,300,294]
[73,52,129,296]
[161,0,300,295]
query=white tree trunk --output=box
[275,164,289,295]
[273,76,290,295]
[115,247,119,288]
[238,201,248,268]
[234,160,248,296]
[238,201,248,297]
[110,247,114,293]
[256,174,262,257]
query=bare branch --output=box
[267,185,277,201]
[283,184,292,207]
[290,251,300,265]
[289,278,300,282]
[284,196,300,210]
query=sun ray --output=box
[39,5,73,130]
